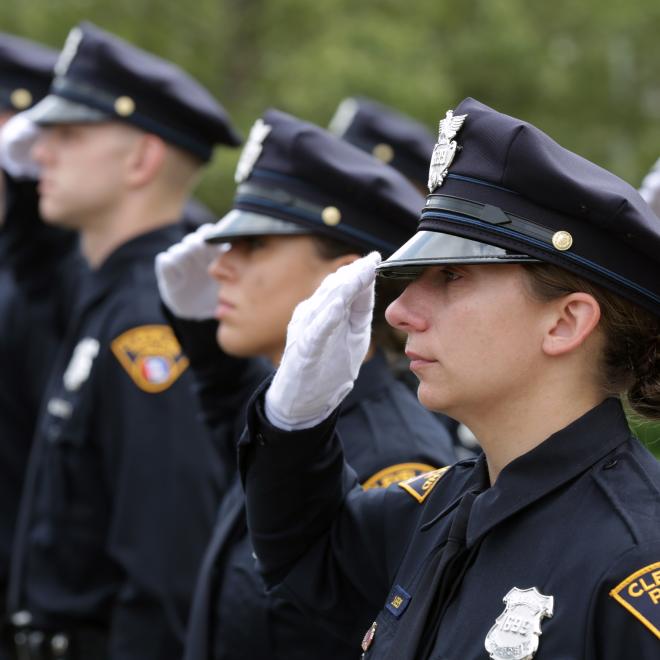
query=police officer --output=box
[0,34,78,660]
[7,22,241,660]
[155,109,458,659]
[238,97,660,658]
[328,96,436,193]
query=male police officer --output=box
[7,22,241,660]
[0,33,72,660]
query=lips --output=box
[405,349,436,370]
[214,297,236,320]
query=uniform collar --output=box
[76,223,183,309]
[465,397,631,546]
[341,350,394,412]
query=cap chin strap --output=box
[425,194,557,245]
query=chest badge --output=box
[484,587,554,660]
[63,337,100,391]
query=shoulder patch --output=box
[609,561,660,640]
[362,463,436,490]
[110,325,189,393]
[398,466,450,503]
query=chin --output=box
[217,328,255,358]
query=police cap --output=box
[0,33,57,113]
[328,97,436,189]
[25,22,241,160]
[378,97,660,317]
[204,108,425,256]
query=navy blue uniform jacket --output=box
[239,393,660,658]
[0,175,78,616]
[8,226,224,660]
[181,350,457,660]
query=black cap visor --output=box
[24,94,109,125]
[376,230,538,279]
[204,209,310,244]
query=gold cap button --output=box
[372,143,394,163]
[552,230,573,251]
[10,88,32,110]
[321,206,342,226]
[114,96,135,117]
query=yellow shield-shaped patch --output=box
[362,463,437,491]
[397,466,451,503]
[609,561,660,639]
[110,325,189,393]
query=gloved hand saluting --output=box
[265,251,381,430]
[155,222,225,320]
[0,113,42,180]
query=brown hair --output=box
[310,235,406,356]
[522,263,660,420]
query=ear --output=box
[125,133,167,188]
[542,292,601,357]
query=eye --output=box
[440,267,461,283]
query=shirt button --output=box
[256,432,266,446]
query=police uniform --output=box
[237,98,660,658]
[0,34,73,658]
[174,110,458,659]
[7,23,240,660]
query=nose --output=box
[207,243,241,282]
[31,128,55,167]
[385,278,430,333]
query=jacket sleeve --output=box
[238,382,416,644]
[96,322,225,660]
[587,541,660,657]
[163,309,271,437]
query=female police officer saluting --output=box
[155,109,457,660]
[238,98,660,658]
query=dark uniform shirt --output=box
[8,225,225,660]
[0,175,78,616]
[239,392,660,658]
[182,351,457,660]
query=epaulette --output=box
[398,466,450,504]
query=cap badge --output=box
[551,230,573,251]
[372,142,394,163]
[235,118,272,183]
[322,206,342,226]
[54,26,83,77]
[484,587,554,660]
[114,96,135,117]
[428,109,468,193]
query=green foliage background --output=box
[2,1,660,456]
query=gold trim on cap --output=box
[322,206,342,226]
[10,88,32,110]
[114,96,135,117]
[552,230,573,251]
[372,142,394,163]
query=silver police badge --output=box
[484,587,554,660]
[234,118,272,184]
[427,109,467,193]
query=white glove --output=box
[639,157,660,217]
[265,251,382,431]
[0,113,42,180]
[155,222,226,319]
